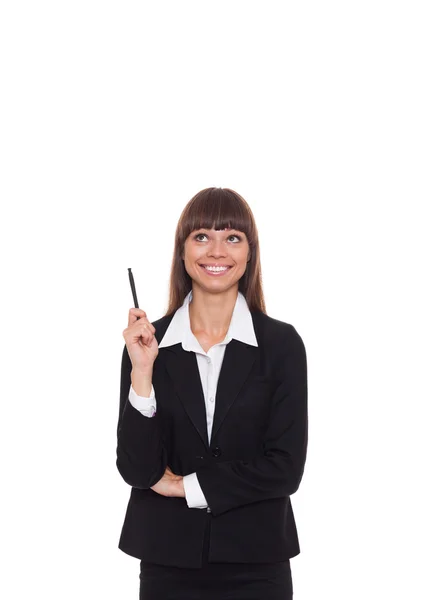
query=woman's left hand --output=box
[150,466,185,498]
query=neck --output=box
[188,285,238,338]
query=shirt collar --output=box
[158,289,258,352]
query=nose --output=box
[208,239,227,258]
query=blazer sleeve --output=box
[195,324,308,517]
[116,344,168,489]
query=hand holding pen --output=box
[123,268,159,373]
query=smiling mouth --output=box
[199,264,233,275]
[200,264,232,268]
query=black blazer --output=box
[116,308,308,568]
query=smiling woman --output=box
[185,227,247,285]
[165,187,265,316]
[117,187,307,600]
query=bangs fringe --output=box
[179,188,254,243]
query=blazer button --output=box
[211,446,221,458]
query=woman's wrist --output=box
[174,478,185,498]
[131,368,153,396]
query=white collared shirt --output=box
[128,288,258,509]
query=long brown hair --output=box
[163,187,267,316]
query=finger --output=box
[138,323,156,346]
[136,319,156,336]
[123,321,156,346]
[124,313,156,342]
[132,317,156,346]
[128,311,156,335]
[123,320,154,341]
[128,308,147,326]
[165,467,182,480]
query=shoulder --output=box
[250,313,307,386]
[252,310,304,344]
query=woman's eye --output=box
[194,233,241,242]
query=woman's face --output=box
[182,227,250,292]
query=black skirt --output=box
[139,512,293,600]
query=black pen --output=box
[127,267,139,311]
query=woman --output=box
[117,187,308,599]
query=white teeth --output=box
[203,265,229,272]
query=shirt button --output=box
[207,357,211,363]
[209,396,214,403]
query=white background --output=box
[1,1,420,598]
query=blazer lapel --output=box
[161,338,259,450]
[210,339,258,443]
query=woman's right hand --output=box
[122,308,159,372]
